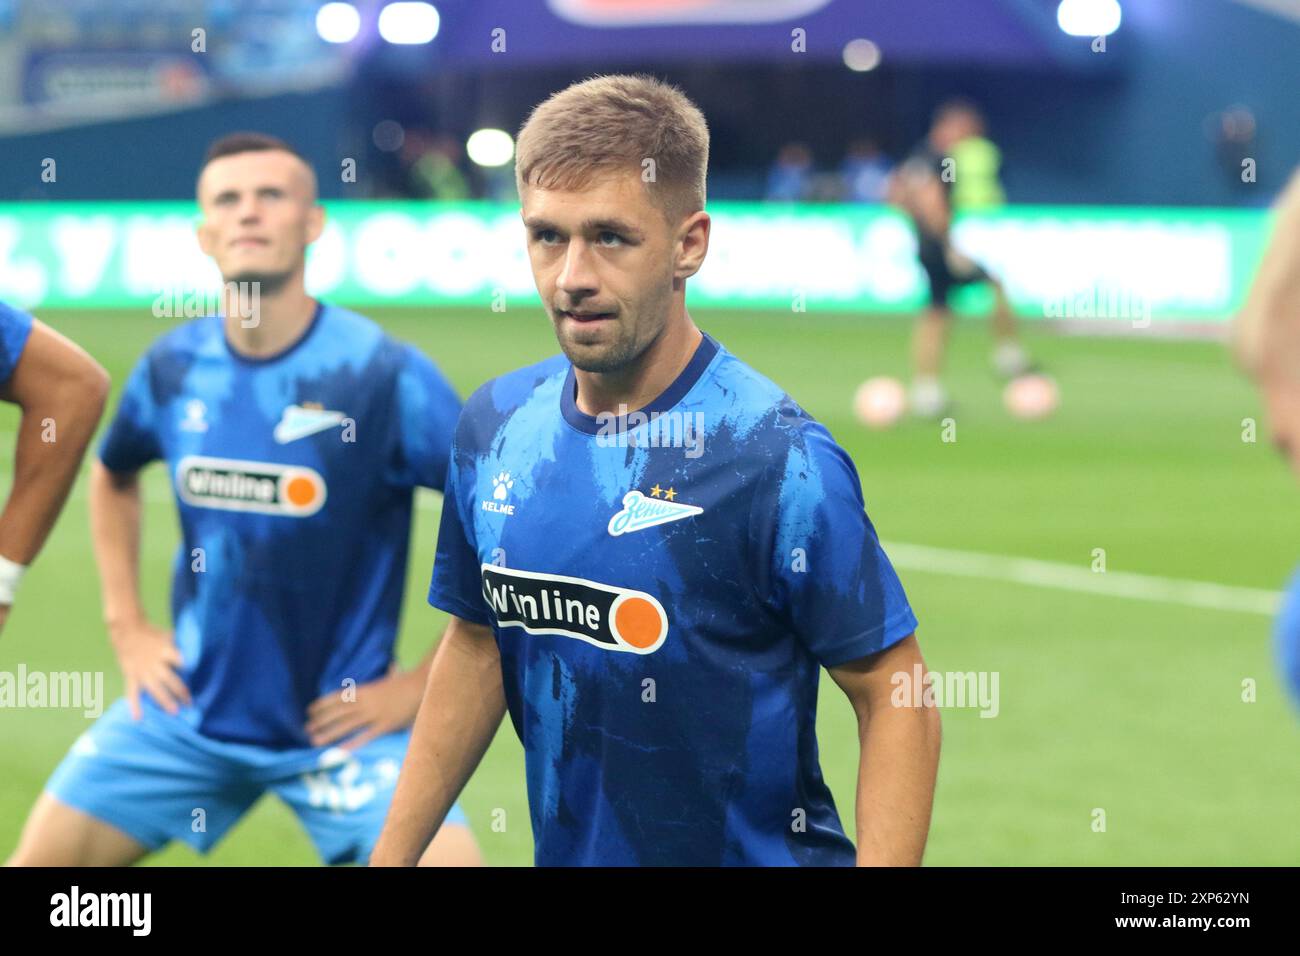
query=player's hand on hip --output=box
[108,618,190,719]
[305,664,424,750]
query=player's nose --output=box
[556,240,599,296]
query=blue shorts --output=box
[45,697,469,865]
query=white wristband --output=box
[0,554,27,605]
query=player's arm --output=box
[909,174,952,240]
[887,162,951,239]
[370,613,506,866]
[828,634,942,867]
[90,459,190,718]
[1233,166,1300,376]
[0,321,110,628]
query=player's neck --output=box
[573,312,704,418]
[222,282,318,360]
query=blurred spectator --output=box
[401,130,471,200]
[765,141,813,201]
[840,137,892,203]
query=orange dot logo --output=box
[285,475,318,507]
[610,594,667,653]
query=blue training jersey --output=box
[99,303,461,748]
[0,300,35,384]
[1274,566,1300,713]
[428,330,918,866]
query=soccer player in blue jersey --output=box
[7,133,479,866]
[373,76,942,867]
[1234,166,1300,714]
[0,302,109,637]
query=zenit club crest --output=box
[480,565,668,654]
[176,455,327,517]
[607,488,702,536]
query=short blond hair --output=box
[515,74,709,221]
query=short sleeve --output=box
[427,431,494,626]
[753,421,918,667]
[388,345,462,490]
[0,301,35,386]
[98,353,162,473]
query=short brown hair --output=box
[515,74,709,221]
[203,131,305,167]
[198,132,315,197]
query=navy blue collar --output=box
[223,300,324,366]
[560,331,719,435]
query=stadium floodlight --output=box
[1056,0,1122,37]
[378,2,441,44]
[316,3,361,44]
[842,38,882,72]
[466,129,515,168]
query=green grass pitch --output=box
[2,306,1297,865]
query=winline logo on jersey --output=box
[176,455,326,517]
[481,565,668,654]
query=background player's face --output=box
[932,110,983,152]
[521,170,685,374]
[196,150,323,292]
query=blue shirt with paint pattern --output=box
[98,303,461,748]
[1274,566,1300,713]
[428,331,918,866]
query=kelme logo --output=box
[176,455,326,517]
[481,565,667,654]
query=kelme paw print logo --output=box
[492,472,514,501]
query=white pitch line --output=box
[882,541,1282,617]
[35,478,1282,616]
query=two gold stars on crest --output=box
[648,484,678,501]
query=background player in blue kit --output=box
[373,75,942,867]
[1234,167,1300,714]
[6,134,479,866]
[0,301,109,638]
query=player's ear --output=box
[304,202,326,245]
[673,211,710,280]
[196,212,216,257]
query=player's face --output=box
[196,150,323,291]
[521,170,681,374]
[933,111,982,151]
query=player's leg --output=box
[985,276,1032,377]
[911,239,955,417]
[6,698,259,866]
[911,307,952,418]
[275,732,482,866]
[5,793,149,867]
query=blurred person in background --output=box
[0,302,109,639]
[887,98,1030,417]
[1232,165,1300,713]
[841,137,892,203]
[765,141,814,202]
[401,130,472,201]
